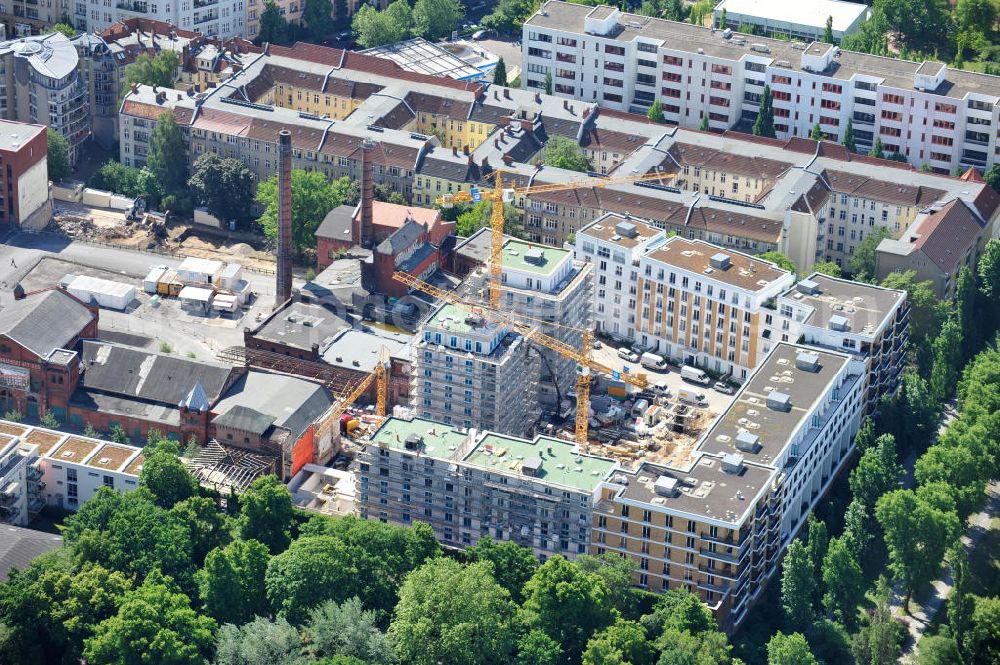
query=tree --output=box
[89,161,162,203]
[493,57,508,85]
[213,616,302,665]
[516,630,563,665]
[850,576,905,665]
[842,498,873,562]
[47,129,71,182]
[767,632,818,665]
[930,313,965,401]
[573,553,639,616]
[948,541,974,658]
[188,154,257,227]
[139,450,197,509]
[467,537,539,603]
[259,0,291,44]
[454,200,525,238]
[854,416,876,454]
[109,424,129,444]
[256,170,352,249]
[985,165,1000,193]
[915,635,962,665]
[955,266,980,358]
[170,496,230,565]
[880,270,948,350]
[847,226,892,282]
[965,595,1000,665]
[877,0,949,52]
[806,516,828,581]
[388,558,518,665]
[542,135,592,172]
[122,50,179,96]
[647,99,665,124]
[869,136,885,159]
[822,15,833,43]
[955,0,996,41]
[810,260,841,277]
[303,0,335,37]
[821,537,863,629]
[351,0,413,48]
[758,251,796,274]
[83,571,216,665]
[810,123,824,141]
[655,627,732,665]
[699,115,709,131]
[780,540,816,630]
[52,22,76,37]
[413,0,462,40]
[582,619,656,665]
[519,556,616,664]
[301,597,395,664]
[146,110,188,195]
[842,118,856,153]
[876,488,960,609]
[237,475,295,554]
[849,433,903,509]
[265,536,360,625]
[752,85,775,138]
[196,539,270,626]
[479,0,536,34]
[544,71,553,95]
[978,239,1000,302]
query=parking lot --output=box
[589,341,736,416]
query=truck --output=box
[640,352,667,370]
[680,365,710,385]
[677,389,708,407]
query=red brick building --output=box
[0,121,51,230]
[0,288,98,422]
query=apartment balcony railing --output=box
[116,0,149,11]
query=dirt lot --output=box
[48,202,278,273]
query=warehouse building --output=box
[714,0,868,44]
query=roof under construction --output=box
[185,439,274,492]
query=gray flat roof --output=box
[716,0,867,32]
[782,273,905,337]
[321,328,411,371]
[698,343,851,465]
[252,302,352,351]
[617,456,775,524]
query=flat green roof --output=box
[426,303,479,334]
[369,417,468,454]
[464,433,616,492]
[501,239,569,276]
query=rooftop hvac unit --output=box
[722,452,745,474]
[403,434,423,450]
[767,391,791,412]
[709,252,731,270]
[795,352,820,372]
[735,431,761,453]
[614,221,638,238]
[796,278,819,295]
[654,475,679,497]
[828,314,850,332]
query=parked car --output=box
[617,347,640,363]
[713,381,735,395]
[472,29,487,40]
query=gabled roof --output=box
[0,289,94,357]
[911,199,986,274]
[80,340,233,407]
[377,219,426,255]
[0,526,62,582]
[212,404,276,435]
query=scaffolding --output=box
[186,440,275,493]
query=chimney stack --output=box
[275,129,293,306]
[358,137,376,248]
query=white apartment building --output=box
[0,421,142,522]
[777,273,908,415]
[522,1,1000,173]
[412,302,540,438]
[577,214,794,381]
[72,0,245,39]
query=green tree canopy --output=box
[519,556,616,664]
[351,0,413,47]
[847,226,893,282]
[146,110,188,195]
[413,0,463,39]
[170,496,230,565]
[196,539,270,626]
[849,433,903,510]
[52,22,76,37]
[850,576,905,665]
[542,135,592,172]
[88,161,162,203]
[301,597,395,664]
[122,50,179,97]
[265,536,361,625]
[256,171,353,250]
[822,15,834,43]
[752,85,775,138]
[582,619,656,665]
[915,635,963,665]
[238,475,295,553]
[821,537,863,629]
[188,154,257,227]
[46,129,71,182]
[303,0,335,37]
[767,632,818,665]
[516,629,563,665]
[479,0,536,34]
[388,558,518,665]
[758,251,796,275]
[811,261,842,277]
[647,99,666,123]
[467,537,539,603]
[965,595,1000,665]
[810,123,824,141]
[780,539,816,630]
[139,450,197,509]
[842,118,856,152]
[259,0,291,44]
[83,571,216,665]
[213,616,302,665]
[493,57,507,85]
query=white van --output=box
[680,365,711,385]
[677,389,708,406]
[640,352,667,370]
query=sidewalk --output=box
[896,482,1000,662]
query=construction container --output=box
[61,274,136,310]
[211,294,239,314]
[607,380,627,399]
[176,257,224,285]
[156,270,183,296]
[143,267,166,294]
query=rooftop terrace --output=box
[501,239,570,276]
[369,417,469,454]
[781,273,906,338]
[464,433,616,492]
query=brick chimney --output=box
[357,137,376,249]
[275,130,293,307]
[502,154,513,165]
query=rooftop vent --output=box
[828,314,850,332]
[709,252,731,270]
[521,456,543,476]
[795,352,820,372]
[721,452,745,474]
[523,247,545,265]
[654,475,679,497]
[796,278,819,295]
[403,433,424,450]
[767,391,791,411]
[615,221,638,238]
[735,431,761,453]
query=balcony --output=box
[116,0,148,11]
[194,12,219,24]
[699,547,742,565]
[697,578,732,594]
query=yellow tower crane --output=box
[393,271,648,445]
[436,168,670,309]
[313,347,390,442]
